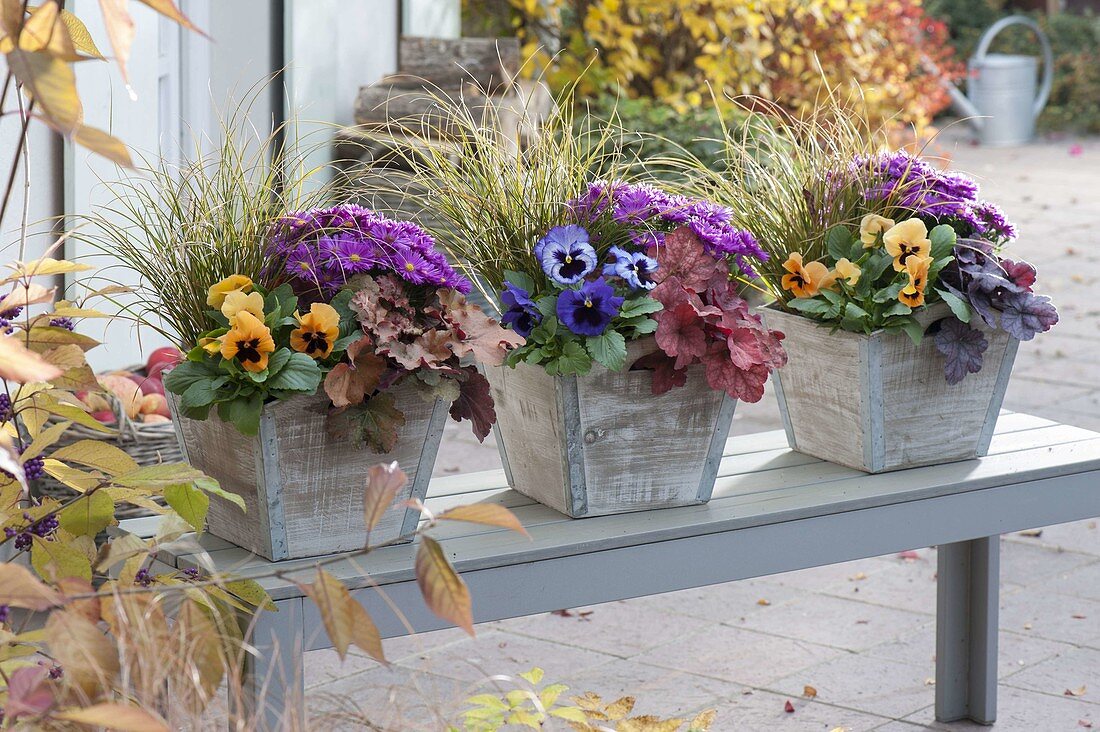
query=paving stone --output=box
[492,598,715,658]
[999,538,1097,587]
[707,687,895,731]
[1027,559,1100,602]
[306,665,464,731]
[398,628,618,683]
[1002,645,1100,699]
[817,551,941,616]
[998,589,1100,645]
[736,593,932,653]
[1003,519,1100,557]
[864,627,1073,679]
[760,556,899,593]
[771,653,936,719]
[375,625,481,664]
[639,577,806,624]
[563,658,743,719]
[304,647,388,689]
[630,624,846,687]
[899,684,1100,731]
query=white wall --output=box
[403,0,461,38]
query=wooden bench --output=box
[147,412,1100,730]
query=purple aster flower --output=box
[568,181,613,221]
[500,281,541,338]
[604,246,658,290]
[388,245,441,286]
[556,277,624,336]
[285,242,322,282]
[972,201,1017,241]
[612,186,662,224]
[321,234,378,275]
[537,226,598,285]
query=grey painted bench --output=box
[143,412,1100,730]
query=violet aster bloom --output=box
[537,225,598,285]
[604,246,658,290]
[500,280,541,337]
[286,242,322,281]
[321,234,378,274]
[388,245,441,286]
[972,201,1017,241]
[557,277,624,336]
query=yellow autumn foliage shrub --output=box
[500,0,960,132]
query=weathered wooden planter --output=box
[762,303,1019,473]
[168,382,447,561]
[484,338,737,518]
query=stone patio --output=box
[304,129,1100,730]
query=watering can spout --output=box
[946,83,983,129]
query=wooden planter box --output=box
[761,304,1019,473]
[168,382,447,560]
[484,338,737,518]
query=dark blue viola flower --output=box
[536,225,597,285]
[604,246,658,290]
[500,281,541,338]
[556,277,624,336]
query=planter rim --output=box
[761,300,953,339]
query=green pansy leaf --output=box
[881,301,913,318]
[503,269,535,294]
[898,317,926,346]
[842,302,870,320]
[586,330,627,371]
[219,393,263,435]
[265,352,321,393]
[873,282,904,303]
[535,295,558,320]
[554,340,591,375]
[618,296,663,318]
[929,224,957,260]
[630,318,659,336]
[787,297,839,318]
[937,288,972,323]
[826,225,854,262]
[529,315,558,343]
[163,359,219,396]
[181,378,219,409]
[863,252,895,284]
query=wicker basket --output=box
[33,368,182,518]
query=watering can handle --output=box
[974,15,1054,118]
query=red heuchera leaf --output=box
[383,329,456,371]
[358,392,406,453]
[725,326,765,370]
[703,341,771,402]
[448,367,496,442]
[650,226,726,292]
[631,350,688,395]
[438,290,524,367]
[655,302,710,370]
[324,337,387,408]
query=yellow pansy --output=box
[883,218,931,272]
[206,275,252,309]
[859,214,895,247]
[824,257,861,289]
[899,255,933,308]
[219,311,275,373]
[781,252,831,298]
[290,303,341,359]
[198,337,221,356]
[221,290,265,324]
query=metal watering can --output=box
[946,15,1053,147]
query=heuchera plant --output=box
[778,151,1057,384]
[499,181,786,402]
[167,205,522,449]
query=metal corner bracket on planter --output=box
[167,382,448,561]
[761,302,1019,474]
[484,337,738,518]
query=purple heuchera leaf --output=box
[998,291,1058,341]
[935,317,989,385]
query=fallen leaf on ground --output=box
[856,619,870,624]
[1065,685,1087,697]
[803,685,817,698]
[1078,720,1092,728]
[925,678,936,686]
[898,550,921,561]
[850,572,867,581]
[1073,614,1087,620]
[784,700,795,713]
[757,598,770,606]
[1024,623,1033,630]
[1069,143,1084,157]
[1018,529,1043,538]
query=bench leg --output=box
[233,597,305,732]
[935,536,1000,725]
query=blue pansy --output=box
[604,246,658,290]
[500,281,541,338]
[556,277,624,337]
[536,225,597,285]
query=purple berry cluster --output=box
[48,317,75,331]
[0,306,22,336]
[5,510,58,550]
[0,604,9,624]
[266,204,470,299]
[0,393,11,423]
[855,151,1016,242]
[567,180,769,276]
[134,568,153,587]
